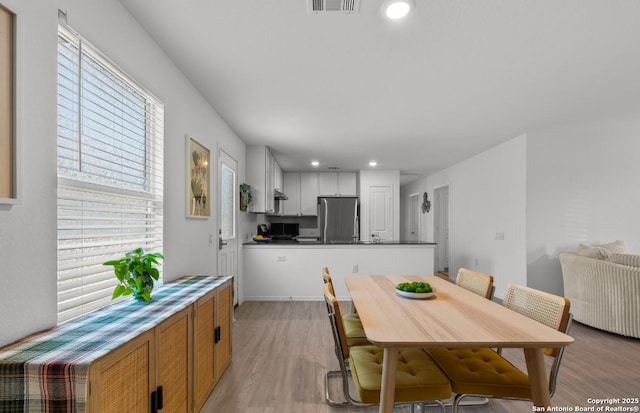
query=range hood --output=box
[274,189,288,200]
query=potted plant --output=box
[240,183,253,212]
[104,248,165,302]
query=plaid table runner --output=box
[0,275,232,413]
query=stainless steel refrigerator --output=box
[317,197,359,243]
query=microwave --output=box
[269,223,299,240]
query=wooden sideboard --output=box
[0,276,233,413]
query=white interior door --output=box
[408,193,420,242]
[218,148,238,305]
[434,185,449,273]
[370,186,392,240]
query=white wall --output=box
[526,109,640,295]
[0,0,247,347]
[0,0,59,346]
[402,135,528,299]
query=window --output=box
[57,24,164,323]
[220,163,236,240]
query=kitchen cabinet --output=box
[282,173,299,216]
[88,307,192,413]
[246,146,282,213]
[83,277,230,413]
[155,307,192,413]
[274,161,283,192]
[193,280,233,412]
[318,172,357,196]
[282,172,318,216]
[243,244,435,300]
[1,276,231,413]
[88,330,154,413]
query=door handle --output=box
[219,238,228,250]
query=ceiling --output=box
[119,0,640,182]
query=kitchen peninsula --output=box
[243,241,436,301]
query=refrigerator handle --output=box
[353,200,358,242]
[323,198,328,244]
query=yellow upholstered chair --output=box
[456,268,494,299]
[427,284,572,413]
[322,267,363,341]
[323,283,451,411]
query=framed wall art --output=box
[1,4,16,203]
[186,135,211,218]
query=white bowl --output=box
[396,288,436,299]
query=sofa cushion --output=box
[611,253,640,268]
[577,240,628,260]
[578,244,612,260]
[598,240,628,254]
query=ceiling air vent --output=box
[327,166,341,170]
[309,0,361,13]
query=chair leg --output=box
[420,400,447,413]
[452,393,489,413]
[457,395,489,407]
[325,369,449,412]
[324,370,353,406]
[324,368,373,407]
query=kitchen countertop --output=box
[243,239,437,246]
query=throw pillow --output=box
[611,253,640,267]
[577,244,612,260]
[597,240,628,254]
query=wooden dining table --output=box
[344,275,574,413]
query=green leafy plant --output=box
[240,183,253,212]
[104,248,165,302]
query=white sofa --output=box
[559,244,640,339]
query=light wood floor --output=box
[202,301,640,413]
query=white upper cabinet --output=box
[299,173,319,215]
[274,161,283,192]
[246,146,281,214]
[282,173,300,216]
[282,172,318,216]
[337,172,357,196]
[318,172,357,196]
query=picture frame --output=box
[186,135,211,218]
[0,4,17,204]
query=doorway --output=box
[370,185,392,241]
[218,148,238,305]
[434,185,449,275]
[408,193,420,242]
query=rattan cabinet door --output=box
[88,330,154,413]
[156,307,192,413]
[193,289,216,412]
[215,283,232,380]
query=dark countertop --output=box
[244,239,437,246]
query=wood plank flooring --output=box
[202,301,640,413]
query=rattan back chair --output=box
[456,268,494,299]
[322,266,335,296]
[428,284,572,413]
[323,283,451,412]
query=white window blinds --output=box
[57,24,164,323]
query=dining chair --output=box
[322,266,361,327]
[426,284,572,413]
[323,283,451,412]
[455,268,494,299]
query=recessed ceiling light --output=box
[382,0,414,19]
[311,161,320,167]
[369,161,378,167]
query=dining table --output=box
[344,274,574,413]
